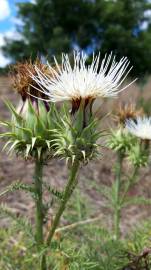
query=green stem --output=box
[47,160,80,246]
[122,165,139,198]
[34,158,47,270]
[114,151,123,240]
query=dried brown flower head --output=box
[114,103,144,126]
[11,58,52,101]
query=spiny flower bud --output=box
[1,59,58,160]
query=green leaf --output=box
[7,139,20,153]
[2,140,12,151]
[35,116,45,137]
[0,132,17,138]
[74,105,84,134]
[18,126,32,141]
[4,100,23,124]
[31,137,37,149]
[37,147,42,160]
[25,144,31,157]
[43,182,63,200]
[25,100,37,132]
[0,181,35,197]
[0,204,34,239]
[46,140,51,149]
[123,196,151,207]
[38,100,48,127]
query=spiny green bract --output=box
[127,143,149,168]
[107,128,137,154]
[51,105,102,163]
[0,100,56,159]
[107,128,149,167]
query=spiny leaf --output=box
[4,100,23,123]
[2,140,12,151]
[81,150,86,160]
[0,204,34,239]
[7,139,20,153]
[46,140,51,149]
[37,147,42,160]
[0,181,35,197]
[38,100,48,127]
[122,196,151,207]
[31,137,37,149]
[74,105,84,134]
[0,132,17,137]
[43,182,63,200]
[25,100,37,132]
[25,144,31,158]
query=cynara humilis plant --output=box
[31,51,135,247]
[0,52,135,270]
[107,103,150,240]
[0,59,57,269]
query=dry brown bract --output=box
[11,58,52,101]
[114,103,144,126]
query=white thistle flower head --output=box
[126,117,151,140]
[31,51,135,111]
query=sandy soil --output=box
[0,76,151,236]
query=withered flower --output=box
[114,103,143,126]
[1,59,57,159]
[11,58,52,111]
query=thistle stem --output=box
[47,160,80,246]
[34,158,47,270]
[114,151,123,240]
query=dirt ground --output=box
[0,75,151,236]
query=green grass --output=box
[1,188,151,270]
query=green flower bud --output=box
[127,142,149,167]
[1,100,56,160]
[51,104,102,164]
[107,128,136,154]
[0,59,58,159]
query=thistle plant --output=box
[107,104,149,240]
[0,52,134,269]
[31,51,134,248]
[0,60,56,270]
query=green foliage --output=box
[0,204,34,240]
[0,100,56,159]
[51,105,102,163]
[1,182,151,270]
[123,220,151,269]
[107,128,136,154]
[0,180,35,198]
[2,0,151,76]
[1,219,151,270]
[43,181,64,201]
[105,129,150,240]
[0,219,128,270]
[108,128,149,167]
[127,143,149,168]
[0,100,103,164]
[0,227,37,270]
[127,220,151,253]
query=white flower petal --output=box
[31,51,135,103]
[126,117,151,140]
